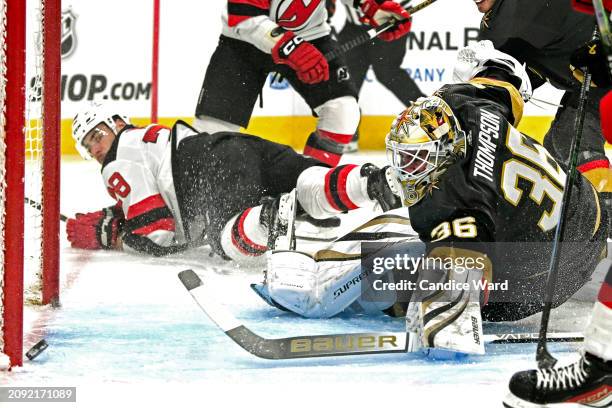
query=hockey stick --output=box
[179,269,584,360]
[324,0,438,61]
[536,46,594,371]
[25,197,68,222]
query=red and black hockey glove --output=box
[66,204,124,250]
[570,38,612,88]
[271,31,329,85]
[359,0,412,41]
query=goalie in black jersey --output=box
[474,0,612,238]
[257,41,607,356]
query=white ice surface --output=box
[1,153,607,408]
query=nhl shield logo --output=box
[61,9,77,59]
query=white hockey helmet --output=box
[72,102,130,159]
[452,40,532,102]
[386,96,467,207]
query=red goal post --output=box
[1,0,61,369]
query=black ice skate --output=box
[260,189,297,251]
[503,352,612,408]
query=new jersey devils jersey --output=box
[101,124,194,254]
[222,0,351,50]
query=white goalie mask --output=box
[72,101,131,159]
[386,96,467,207]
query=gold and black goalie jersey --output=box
[408,77,606,321]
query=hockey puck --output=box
[25,339,48,361]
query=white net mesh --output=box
[24,0,45,304]
[0,0,8,354]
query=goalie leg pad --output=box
[585,301,612,361]
[265,251,320,317]
[265,250,370,318]
[452,40,532,102]
[406,254,486,355]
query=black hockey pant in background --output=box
[337,22,425,106]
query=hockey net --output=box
[0,0,60,369]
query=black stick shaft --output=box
[324,0,438,61]
[536,66,592,370]
[25,197,68,222]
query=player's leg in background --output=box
[295,164,401,219]
[252,135,394,216]
[336,22,374,153]
[585,264,612,364]
[543,87,612,236]
[370,36,425,107]
[284,35,360,167]
[336,22,372,96]
[193,35,269,134]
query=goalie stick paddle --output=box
[324,0,439,62]
[178,269,583,360]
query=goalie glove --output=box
[452,40,533,101]
[271,30,329,85]
[361,163,402,212]
[358,0,412,41]
[570,38,612,88]
[66,204,124,250]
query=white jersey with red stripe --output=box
[222,0,354,53]
[101,124,188,254]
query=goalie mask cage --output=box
[0,0,60,368]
